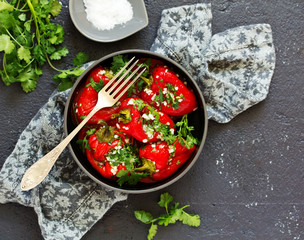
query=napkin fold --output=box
[0,3,276,240]
[151,3,276,123]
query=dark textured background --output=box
[1,0,304,239]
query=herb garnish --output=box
[110,55,152,97]
[116,170,148,186]
[0,0,88,92]
[130,99,198,148]
[106,143,148,186]
[176,114,199,149]
[86,77,104,92]
[154,83,184,110]
[76,127,96,152]
[134,192,201,240]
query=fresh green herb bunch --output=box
[135,192,201,240]
[0,0,88,92]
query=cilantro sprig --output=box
[135,192,201,240]
[0,0,88,92]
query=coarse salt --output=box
[83,0,133,31]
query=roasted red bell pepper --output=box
[83,124,130,179]
[138,138,196,183]
[140,65,198,116]
[112,97,175,143]
[74,66,126,124]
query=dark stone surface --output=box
[0,0,303,239]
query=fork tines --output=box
[102,57,146,100]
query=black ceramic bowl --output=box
[64,49,208,194]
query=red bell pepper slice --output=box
[82,125,129,179]
[139,139,196,183]
[112,97,175,143]
[140,65,198,116]
[74,66,127,124]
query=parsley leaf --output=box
[134,210,154,224]
[17,46,31,63]
[76,137,91,152]
[17,66,40,93]
[73,52,89,67]
[139,58,152,77]
[53,65,88,91]
[110,54,129,73]
[134,192,201,240]
[106,142,148,186]
[158,192,173,213]
[148,224,158,240]
[0,34,15,54]
[0,1,14,12]
[179,210,201,227]
[50,0,62,17]
[116,170,147,186]
[86,77,104,92]
[49,47,69,60]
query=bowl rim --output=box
[64,49,208,194]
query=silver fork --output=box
[20,57,146,191]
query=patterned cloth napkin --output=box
[151,3,276,123]
[0,3,275,240]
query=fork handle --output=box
[20,107,99,191]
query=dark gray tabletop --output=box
[1,0,303,239]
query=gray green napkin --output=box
[0,3,275,240]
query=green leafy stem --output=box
[0,0,88,92]
[134,192,201,240]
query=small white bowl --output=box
[69,0,149,42]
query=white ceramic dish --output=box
[69,0,149,42]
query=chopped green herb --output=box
[153,83,183,110]
[176,114,199,149]
[116,170,148,186]
[73,52,89,67]
[106,143,143,186]
[86,128,96,136]
[158,88,165,102]
[131,99,178,145]
[86,77,104,92]
[76,137,90,152]
[110,55,130,74]
[136,78,146,92]
[110,55,152,94]
[133,98,146,111]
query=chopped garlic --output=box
[128,98,135,105]
[148,113,155,120]
[144,88,153,95]
[98,70,106,75]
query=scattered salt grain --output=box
[83,0,133,31]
